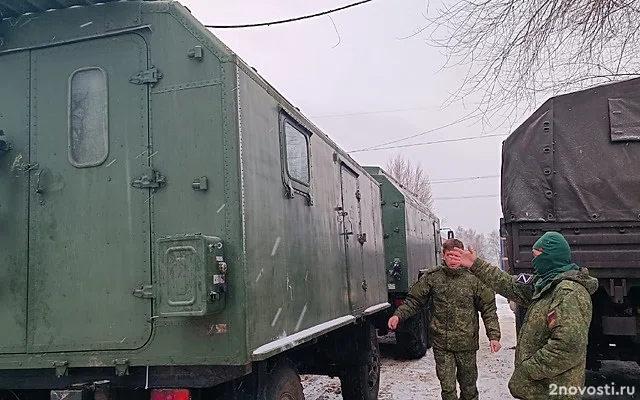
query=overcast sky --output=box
[180,0,521,234]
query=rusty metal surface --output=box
[0,0,145,19]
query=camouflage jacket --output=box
[470,259,599,400]
[393,266,501,352]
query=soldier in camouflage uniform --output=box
[388,239,501,400]
[451,231,598,400]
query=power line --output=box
[430,174,500,184]
[349,113,477,153]
[205,0,375,29]
[433,194,499,200]
[348,133,508,153]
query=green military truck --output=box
[364,167,447,359]
[500,77,640,369]
[0,1,397,399]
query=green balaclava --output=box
[532,231,579,291]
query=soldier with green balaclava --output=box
[451,231,598,400]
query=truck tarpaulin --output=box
[502,77,640,223]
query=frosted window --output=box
[284,122,310,184]
[69,68,108,167]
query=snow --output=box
[252,315,355,358]
[302,295,640,399]
[363,302,391,315]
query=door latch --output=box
[130,67,162,85]
[131,169,166,191]
[132,284,154,299]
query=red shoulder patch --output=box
[547,309,557,329]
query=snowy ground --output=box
[301,296,640,399]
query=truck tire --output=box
[395,307,429,359]
[339,322,380,400]
[263,359,304,400]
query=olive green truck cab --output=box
[0,1,399,399]
[364,167,447,359]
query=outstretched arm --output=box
[471,259,535,307]
[451,247,535,306]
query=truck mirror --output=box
[447,230,454,239]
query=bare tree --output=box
[419,0,640,126]
[385,153,434,211]
[454,226,500,265]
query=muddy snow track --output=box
[302,296,640,399]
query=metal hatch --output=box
[0,0,149,19]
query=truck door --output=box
[27,34,152,352]
[340,164,366,311]
[0,51,30,354]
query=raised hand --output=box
[450,246,478,268]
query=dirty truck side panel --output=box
[340,165,368,310]
[376,175,408,292]
[405,198,438,281]
[139,6,247,365]
[0,0,249,369]
[358,173,387,308]
[28,34,152,352]
[0,51,29,354]
[238,68,348,353]
[364,168,439,293]
[0,0,389,383]
[238,67,387,355]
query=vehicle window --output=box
[284,121,310,184]
[69,67,108,167]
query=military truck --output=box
[0,1,397,399]
[500,77,640,369]
[364,167,446,359]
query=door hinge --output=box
[131,169,166,191]
[132,284,154,299]
[130,67,163,85]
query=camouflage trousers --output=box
[433,348,478,400]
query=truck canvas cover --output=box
[502,77,640,223]
[0,0,144,19]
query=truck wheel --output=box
[339,322,380,400]
[395,308,428,359]
[263,359,304,400]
